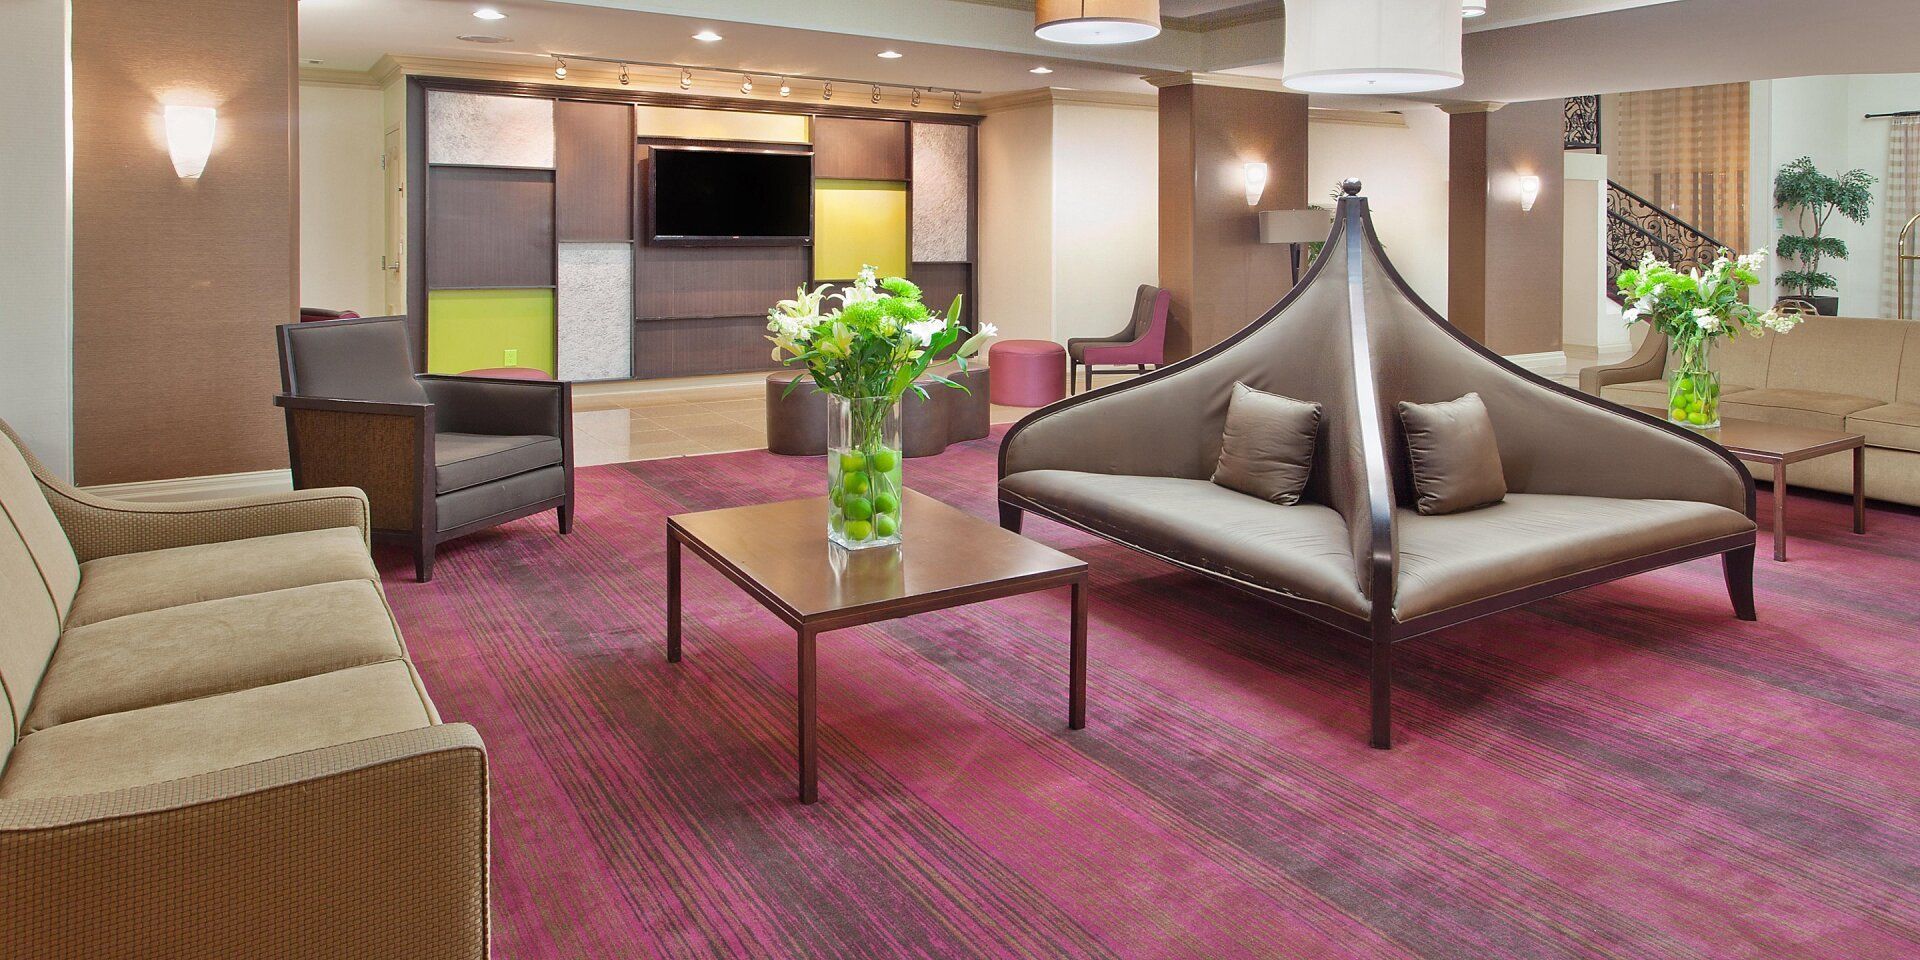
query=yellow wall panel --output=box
[814,180,908,281]
[633,105,810,143]
[427,288,557,376]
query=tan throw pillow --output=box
[1398,392,1507,515]
[1211,383,1321,505]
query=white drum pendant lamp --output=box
[1281,0,1464,94]
[1035,0,1162,44]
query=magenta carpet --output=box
[377,431,1920,959]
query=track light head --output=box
[779,78,791,98]
[553,58,567,79]
[741,74,754,94]
[952,90,962,110]
[679,67,692,90]
[871,84,881,104]
[823,81,833,101]
[911,89,921,107]
[618,63,629,85]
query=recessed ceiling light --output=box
[1030,66,1054,74]
[692,29,722,42]
[878,50,903,59]
[472,7,506,20]
[1462,0,1487,17]
[456,34,512,44]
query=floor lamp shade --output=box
[1281,0,1464,94]
[1035,0,1162,44]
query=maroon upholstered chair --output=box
[299,307,361,323]
[1068,286,1170,394]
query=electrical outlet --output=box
[504,348,518,366]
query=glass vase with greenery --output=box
[1617,249,1804,430]
[767,266,995,548]
[1773,156,1875,312]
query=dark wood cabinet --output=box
[813,117,908,181]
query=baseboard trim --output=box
[83,468,295,504]
[1501,351,1568,375]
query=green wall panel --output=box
[814,179,908,281]
[427,288,557,376]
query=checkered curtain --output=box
[1883,117,1920,318]
[1607,83,1751,249]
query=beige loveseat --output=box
[1581,316,1920,506]
[0,420,487,958]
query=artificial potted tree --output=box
[1773,156,1875,316]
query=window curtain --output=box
[1884,117,1920,318]
[1607,83,1750,250]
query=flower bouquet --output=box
[1616,249,1803,429]
[767,266,995,548]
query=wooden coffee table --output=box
[1634,407,1866,561]
[666,490,1089,804]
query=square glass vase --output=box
[826,395,904,549]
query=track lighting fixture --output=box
[911,89,921,107]
[538,53,980,107]
[680,68,691,90]
[871,84,882,104]
[741,74,754,94]
[553,58,567,79]
[823,81,833,101]
[953,90,962,110]
[618,63,630,85]
[779,77,791,98]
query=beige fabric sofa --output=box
[1581,316,1920,506]
[0,420,487,959]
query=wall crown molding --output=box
[1143,71,1300,94]
[978,86,1157,114]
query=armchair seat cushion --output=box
[1066,336,1127,361]
[1599,378,1755,408]
[1002,470,1367,618]
[0,660,437,801]
[1717,388,1883,432]
[24,580,403,733]
[1394,493,1755,621]
[65,527,377,628]
[1845,403,1920,453]
[435,432,563,494]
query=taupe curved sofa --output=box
[998,184,1758,748]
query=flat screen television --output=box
[649,147,813,244]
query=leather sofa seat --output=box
[0,661,437,801]
[1000,470,1368,618]
[1598,378,1754,408]
[1845,403,1920,453]
[1394,494,1755,621]
[1717,388,1882,432]
[63,526,378,628]
[24,579,404,732]
[434,432,563,494]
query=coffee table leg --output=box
[1772,462,1789,562]
[798,625,818,804]
[1853,445,1867,535]
[1069,578,1087,730]
[666,529,682,663]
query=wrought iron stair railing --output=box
[1604,180,1729,301]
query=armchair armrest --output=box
[276,394,435,535]
[1578,330,1666,395]
[419,375,569,438]
[0,725,489,959]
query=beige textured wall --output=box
[71,0,297,484]
[1483,99,1566,355]
[978,101,1055,343]
[1052,100,1159,342]
[299,82,385,317]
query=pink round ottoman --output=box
[989,339,1067,406]
[457,366,554,381]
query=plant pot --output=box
[1777,295,1839,316]
[826,395,903,549]
[1666,339,1720,431]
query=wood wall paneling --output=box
[632,317,784,379]
[814,116,909,181]
[631,146,807,318]
[1448,101,1565,354]
[1447,111,1491,343]
[70,0,298,484]
[427,166,556,289]
[555,99,634,241]
[911,262,972,322]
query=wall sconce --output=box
[164,105,217,179]
[1518,175,1541,212]
[1244,162,1269,207]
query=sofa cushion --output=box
[1395,493,1755,621]
[65,526,377,628]
[0,518,63,758]
[1761,317,1907,402]
[434,432,563,494]
[1900,324,1920,404]
[1398,393,1507,515]
[1718,388,1882,432]
[1211,383,1320,505]
[1847,403,1920,454]
[24,580,404,733]
[437,463,565,532]
[0,660,437,800]
[1600,379,1755,408]
[1002,470,1367,619]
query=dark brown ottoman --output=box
[766,363,991,458]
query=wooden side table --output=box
[667,491,1089,803]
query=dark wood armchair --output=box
[274,315,573,581]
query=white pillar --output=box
[1561,151,1625,361]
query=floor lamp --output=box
[1259,208,1336,287]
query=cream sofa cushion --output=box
[1714,334,1774,396]
[1847,403,1920,454]
[0,520,62,764]
[1718,388,1883,432]
[1762,317,1907,402]
[65,526,377,628]
[0,661,437,800]
[25,580,404,733]
[0,427,79,623]
[1901,325,1920,404]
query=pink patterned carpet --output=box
[378,430,1920,959]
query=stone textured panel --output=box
[558,243,633,381]
[428,91,554,168]
[911,123,971,263]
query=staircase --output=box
[1603,180,1730,301]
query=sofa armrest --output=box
[1578,330,1666,395]
[42,483,372,564]
[277,395,435,537]
[419,375,569,439]
[0,724,489,960]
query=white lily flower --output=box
[903,318,946,347]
